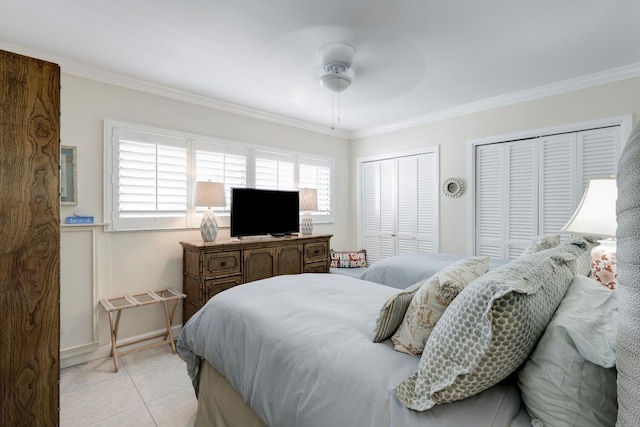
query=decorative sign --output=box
[65,216,94,224]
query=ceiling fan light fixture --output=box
[319,72,352,93]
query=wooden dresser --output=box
[180,234,332,322]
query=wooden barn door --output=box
[0,49,61,426]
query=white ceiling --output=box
[2,0,640,137]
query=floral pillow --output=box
[391,256,490,355]
[330,249,367,268]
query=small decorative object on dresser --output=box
[299,188,318,235]
[194,181,226,242]
[180,234,332,322]
[561,177,618,289]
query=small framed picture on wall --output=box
[60,145,77,205]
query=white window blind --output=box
[195,140,249,211]
[105,120,335,231]
[255,150,295,190]
[299,157,333,218]
[109,128,189,231]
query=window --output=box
[105,120,335,231]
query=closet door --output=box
[361,159,396,263]
[475,140,537,258]
[396,153,438,254]
[475,126,621,259]
[360,151,437,264]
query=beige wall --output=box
[60,71,640,365]
[60,74,350,359]
[350,77,640,255]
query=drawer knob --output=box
[314,249,320,254]
[220,261,227,266]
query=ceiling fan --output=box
[317,42,356,94]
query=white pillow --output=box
[391,256,490,355]
[517,275,617,427]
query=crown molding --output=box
[0,42,350,140]
[351,63,640,139]
[3,41,638,142]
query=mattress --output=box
[177,273,526,427]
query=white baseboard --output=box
[60,324,183,369]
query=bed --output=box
[177,123,640,427]
[359,252,510,289]
[178,273,528,427]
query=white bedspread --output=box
[361,252,510,289]
[177,273,526,427]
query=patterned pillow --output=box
[330,249,367,268]
[372,281,424,343]
[394,239,588,411]
[520,234,561,257]
[391,256,490,355]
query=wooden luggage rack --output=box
[99,288,186,372]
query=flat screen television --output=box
[230,188,300,237]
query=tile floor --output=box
[60,346,197,426]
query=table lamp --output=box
[194,181,226,242]
[561,177,617,288]
[299,188,318,235]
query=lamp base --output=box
[200,209,219,242]
[301,212,313,235]
[591,239,617,290]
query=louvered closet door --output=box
[396,154,437,254]
[506,141,537,258]
[361,160,396,263]
[539,133,576,238]
[577,127,620,188]
[475,125,621,259]
[360,151,437,264]
[475,141,537,258]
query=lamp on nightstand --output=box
[561,177,617,288]
[194,181,226,242]
[299,188,318,235]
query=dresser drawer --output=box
[304,261,329,273]
[205,276,243,300]
[304,241,329,263]
[203,251,241,277]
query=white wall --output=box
[59,74,351,361]
[350,77,640,255]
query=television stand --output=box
[179,234,332,322]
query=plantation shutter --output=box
[255,150,295,190]
[195,140,249,211]
[111,128,188,231]
[299,157,333,219]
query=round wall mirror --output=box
[442,177,464,198]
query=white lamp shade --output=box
[194,181,226,208]
[561,177,617,238]
[299,188,318,211]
